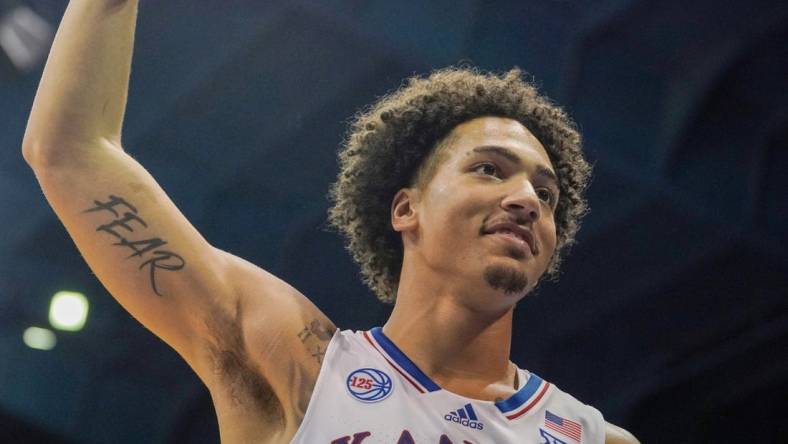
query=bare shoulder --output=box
[222,251,337,378]
[197,250,337,440]
[605,421,641,444]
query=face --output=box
[393,116,559,308]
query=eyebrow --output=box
[470,145,559,187]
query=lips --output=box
[482,222,536,255]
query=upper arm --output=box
[605,422,640,444]
[27,139,240,382]
[28,140,337,426]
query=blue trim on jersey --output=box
[370,327,441,392]
[495,373,544,413]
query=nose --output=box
[500,179,541,222]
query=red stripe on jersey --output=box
[363,331,425,393]
[506,381,551,420]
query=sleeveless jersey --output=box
[290,327,606,444]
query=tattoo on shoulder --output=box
[84,194,185,297]
[297,319,336,365]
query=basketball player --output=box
[23,1,639,443]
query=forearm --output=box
[23,0,138,164]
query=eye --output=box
[536,188,556,207]
[473,162,500,177]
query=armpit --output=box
[202,297,284,422]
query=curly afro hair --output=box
[328,67,591,304]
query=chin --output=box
[483,264,529,296]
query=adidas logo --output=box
[444,403,484,430]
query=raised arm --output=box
[23,0,134,153]
[23,0,227,373]
[21,2,334,429]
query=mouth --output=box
[482,222,536,256]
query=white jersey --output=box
[291,328,606,444]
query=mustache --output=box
[479,214,530,232]
[479,214,539,256]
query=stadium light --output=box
[0,1,54,73]
[49,290,89,332]
[23,326,56,350]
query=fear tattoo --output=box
[84,194,185,296]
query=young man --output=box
[23,1,638,443]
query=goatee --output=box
[484,265,528,295]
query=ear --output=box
[391,188,419,234]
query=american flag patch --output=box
[544,410,582,442]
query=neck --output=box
[383,260,519,398]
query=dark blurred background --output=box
[1,0,786,443]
